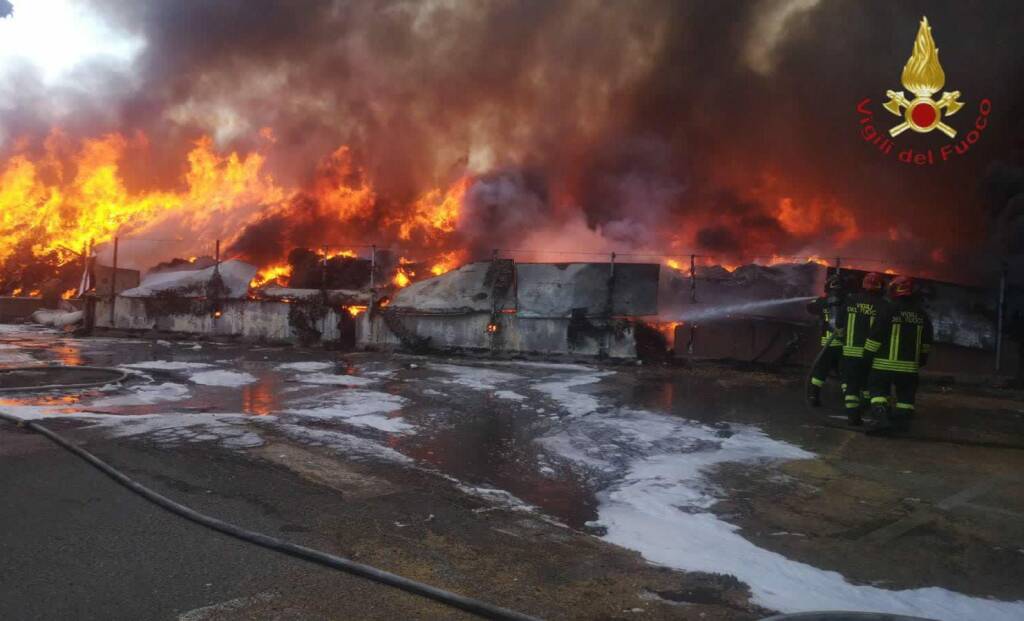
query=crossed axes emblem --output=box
[883,90,964,138]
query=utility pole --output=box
[996,262,1007,373]
[368,245,376,328]
[109,236,119,326]
[689,254,697,303]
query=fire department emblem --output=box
[883,17,964,138]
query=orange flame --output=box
[430,250,463,276]
[393,267,412,288]
[0,131,282,269]
[398,178,468,241]
[251,263,291,288]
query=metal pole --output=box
[996,262,1007,373]
[109,236,118,326]
[689,254,697,303]
[608,252,616,315]
[368,245,376,321]
[321,246,327,292]
[214,239,220,273]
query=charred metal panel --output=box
[389,262,501,313]
[515,263,659,318]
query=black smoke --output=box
[4,1,1024,281]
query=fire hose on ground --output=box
[0,410,540,621]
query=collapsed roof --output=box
[120,260,257,299]
[388,261,660,317]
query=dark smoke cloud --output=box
[6,0,1024,282]
[1,1,12,19]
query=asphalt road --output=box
[0,423,458,621]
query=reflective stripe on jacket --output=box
[864,299,933,373]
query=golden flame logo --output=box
[883,17,964,138]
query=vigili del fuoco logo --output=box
[857,16,991,165]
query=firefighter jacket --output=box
[864,298,933,373]
[837,292,884,358]
[807,295,843,347]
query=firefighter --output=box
[836,272,885,425]
[863,276,933,433]
[806,274,845,406]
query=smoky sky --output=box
[5,0,1024,281]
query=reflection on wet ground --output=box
[6,325,1024,619]
[1,324,1021,529]
[242,373,281,416]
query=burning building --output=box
[359,260,659,358]
[0,2,1022,369]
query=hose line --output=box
[0,411,541,621]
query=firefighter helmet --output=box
[889,275,914,298]
[862,272,884,292]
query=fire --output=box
[347,305,368,317]
[393,267,412,288]
[430,251,463,276]
[0,131,283,271]
[775,197,858,246]
[61,288,77,300]
[251,264,291,288]
[763,254,831,267]
[326,249,356,259]
[10,288,21,296]
[398,178,468,241]
[657,320,683,343]
[665,259,683,271]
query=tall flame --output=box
[0,131,281,267]
[900,16,945,97]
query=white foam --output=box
[430,363,521,390]
[475,359,596,372]
[284,390,411,433]
[122,361,214,371]
[0,408,264,450]
[276,361,334,372]
[95,413,264,448]
[543,405,1024,620]
[494,390,526,401]
[533,371,613,417]
[89,382,190,407]
[189,370,258,387]
[297,372,376,386]
[272,423,413,463]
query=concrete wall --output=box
[0,297,46,322]
[95,297,343,343]
[359,311,636,358]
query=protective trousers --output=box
[868,369,919,414]
[840,356,869,412]
[810,344,842,388]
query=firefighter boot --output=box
[806,384,822,407]
[867,403,892,434]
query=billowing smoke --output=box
[985,161,1024,262]
[2,0,1024,282]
